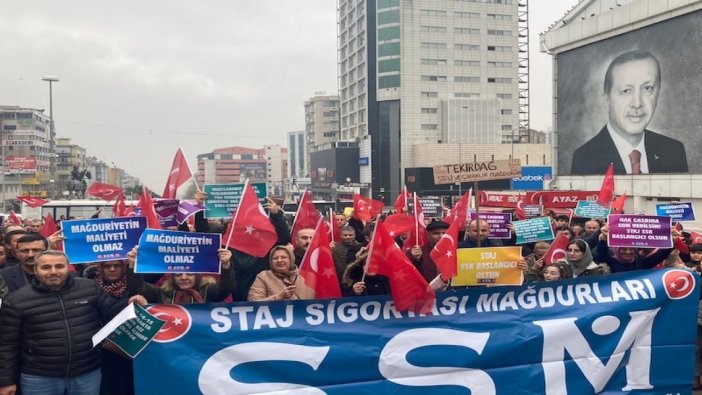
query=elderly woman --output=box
[248,245,314,301]
[126,248,234,304]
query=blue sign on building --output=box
[511,166,552,190]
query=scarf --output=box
[566,242,595,277]
[97,274,127,298]
[172,288,205,304]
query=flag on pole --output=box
[162,148,197,199]
[597,163,615,207]
[112,193,128,217]
[392,186,412,214]
[291,189,320,246]
[299,218,342,299]
[429,216,459,280]
[444,188,472,231]
[87,182,123,201]
[16,196,49,208]
[406,193,427,249]
[544,234,570,265]
[137,188,162,229]
[353,194,384,222]
[40,213,62,251]
[611,193,627,214]
[382,213,415,238]
[223,180,278,257]
[690,231,702,245]
[365,219,435,314]
[8,211,21,226]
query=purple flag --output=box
[153,199,180,228]
[176,200,205,224]
[607,214,673,248]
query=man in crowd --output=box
[1,229,28,268]
[0,233,48,298]
[24,219,42,234]
[0,250,146,395]
[407,220,450,283]
[332,226,362,283]
[458,219,503,249]
[572,50,687,174]
[583,219,601,237]
[293,228,315,267]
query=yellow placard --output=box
[454,246,523,286]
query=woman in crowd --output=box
[126,248,234,304]
[540,263,571,282]
[562,239,609,278]
[248,245,314,301]
[594,224,676,273]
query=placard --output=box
[454,246,523,286]
[135,229,222,274]
[513,217,554,244]
[433,159,521,184]
[62,217,146,264]
[523,204,543,219]
[470,212,511,239]
[417,196,443,218]
[153,199,179,227]
[574,201,611,219]
[203,183,267,218]
[607,215,673,249]
[93,304,165,358]
[656,202,695,222]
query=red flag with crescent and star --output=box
[429,215,459,280]
[16,196,49,208]
[299,218,341,299]
[112,192,128,217]
[444,188,472,231]
[162,148,196,199]
[223,180,277,257]
[291,189,320,246]
[39,213,63,251]
[544,233,570,265]
[392,186,412,214]
[689,231,702,245]
[365,219,435,314]
[353,194,384,222]
[8,211,21,226]
[87,182,123,201]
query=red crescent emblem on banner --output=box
[663,270,696,300]
[148,304,192,343]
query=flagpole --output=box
[328,207,334,243]
[473,182,481,247]
[413,192,419,246]
[361,214,381,282]
[291,188,307,234]
[180,147,201,192]
[300,217,323,272]
[224,178,249,247]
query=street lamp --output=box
[42,76,59,199]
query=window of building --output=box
[379,58,401,73]
[421,107,439,114]
[420,26,447,33]
[455,76,479,83]
[455,11,479,18]
[378,26,400,41]
[455,92,479,98]
[421,124,438,130]
[488,77,512,84]
[421,58,447,65]
[487,29,512,36]
[420,91,439,98]
[420,9,447,16]
[455,60,480,66]
[455,28,480,35]
[496,93,513,99]
[379,75,401,89]
[487,45,512,52]
[379,42,401,56]
[421,42,447,49]
[455,44,480,51]
[378,9,400,25]
[378,0,399,8]
[487,13,512,20]
[502,125,513,131]
[421,75,447,82]
[501,109,513,115]
[487,61,512,68]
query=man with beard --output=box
[0,233,48,298]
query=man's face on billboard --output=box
[605,58,660,137]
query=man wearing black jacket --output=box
[0,250,145,395]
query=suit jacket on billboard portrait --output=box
[570,126,688,175]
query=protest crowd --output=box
[0,162,701,394]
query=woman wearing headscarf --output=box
[562,239,610,278]
[126,248,235,304]
[594,224,675,273]
[248,245,315,301]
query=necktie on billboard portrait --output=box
[629,149,641,175]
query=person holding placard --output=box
[594,224,676,273]
[126,248,234,304]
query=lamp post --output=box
[42,76,59,199]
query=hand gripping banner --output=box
[135,269,698,394]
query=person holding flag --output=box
[406,220,449,283]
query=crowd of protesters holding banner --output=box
[1,185,702,394]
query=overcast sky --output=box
[0,0,579,193]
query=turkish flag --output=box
[444,188,471,231]
[430,216,459,280]
[353,194,384,222]
[366,220,435,314]
[88,182,123,201]
[40,213,63,251]
[515,195,526,220]
[383,213,415,238]
[406,193,428,249]
[112,193,128,217]
[543,233,570,265]
[291,190,320,246]
[162,148,196,199]
[393,186,412,214]
[8,211,21,226]
[690,231,702,245]
[137,188,162,229]
[327,208,341,243]
[597,163,615,207]
[299,219,341,298]
[223,180,278,257]
[17,196,49,208]
[611,193,627,214]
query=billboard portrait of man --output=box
[571,51,687,175]
[556,10,702,176]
